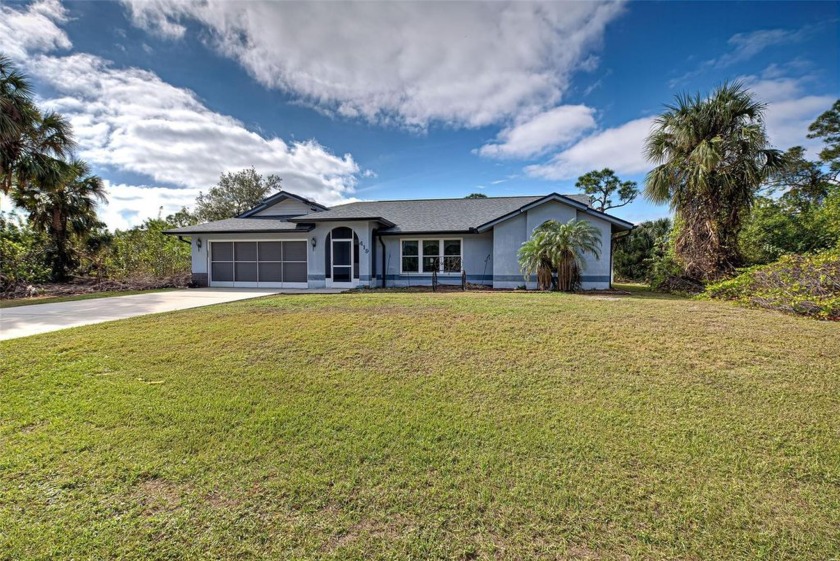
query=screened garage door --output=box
[209,241,308,288]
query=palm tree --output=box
[13,159,107,280]
[517,230,555,290]
[645,82,783,281]
[0,54,75,196]
[518,219,602,292]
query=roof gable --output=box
[238,191,329,218]
[474,193,633,232]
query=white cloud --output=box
[739,72,835,155]
[31,53,361,201]
[718,28,811,68]
[122,0,625,129]
[765,95,835,154]
[668,25,815,88]
[0,0,71,59]
[100,182,202,231]
[0,0,364,229]
[527,66,836,182]
[525,117,654,180]
[477,105,596,159]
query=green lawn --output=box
[1,291,838,560]
[0,288,177,309]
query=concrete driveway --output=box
[0,288,288,341]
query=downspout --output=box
[176,236,191,245]
[370,226,376,288]
[377,229,387,288]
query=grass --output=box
[0,288,177,309]
[1,290,838,560]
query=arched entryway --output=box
[325,227,360,288]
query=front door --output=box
[329,237,354,287]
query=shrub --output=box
[704,246,840,320]
[613,218,671,281]
[0,214,51,291]
[106,218,190,280]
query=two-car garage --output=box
[209,240,308,288]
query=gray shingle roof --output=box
[165,193,609,236]
[165,217,313,234]
[289,195,591,233]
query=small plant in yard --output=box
[704,246,840,319]
[518,219,602,291]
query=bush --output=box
[704,246,840,320]
[0,214,51,291]
[613,218,671,281]
[106,219,190,280]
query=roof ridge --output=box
[332,194,550,206]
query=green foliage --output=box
[0,212,50,289]
[645,82,783,280]
[518,219,602,291]
[613,218,671,281]
[0,54,75,195]
[767,146,834,207]
[464,193,487,199]
[193,167,282,222]
[12,159,107,280]
[739,191,839,265]
[106,218,191,280]
[705,246,840,320]
[807,99,840,176]
[575,168,638,211]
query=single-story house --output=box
[165,191,634,290]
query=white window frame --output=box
[399,237,463,275]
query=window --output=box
[401,238,461,274]
[422,240,439,272]
[401,240,419,273]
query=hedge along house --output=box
[165,191,634,290]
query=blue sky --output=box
[1,0,837,229]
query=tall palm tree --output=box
[518,219,602,292]
[13,159,107,280]
[0,54,75,196]
[645,82,783,281]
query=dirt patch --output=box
[322,513,412,552]
[133,477,190,515]
[2,274,190,301]
[204,490,241,510]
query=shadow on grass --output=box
[610,283,694,301]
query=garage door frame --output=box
[208,239,309,289]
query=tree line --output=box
[613,86,839,291]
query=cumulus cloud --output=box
[524,117,654,180]
[99,182,202,231]
[0,0,71,59]
[31,53,360,202]
[739,71,835,155]
[0,0,363,229]
[477,105,597,159]
[121,0,625,129]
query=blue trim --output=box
[581,275,611,283]
[379,274,610,283]
[384,274,492,282]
